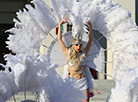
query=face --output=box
[72,41,82,52]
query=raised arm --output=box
[84,21,94,56]
[58,16,68,57]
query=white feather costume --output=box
[0,0,137,102]
[0,54,85,102]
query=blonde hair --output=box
[67,38,80,70]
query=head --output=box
[72,38,82,52]
[67,38,82,70]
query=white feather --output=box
[0,71,18,101]
[6,0,57,57]
[107,68,138,102]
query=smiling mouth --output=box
[77,49,80,51]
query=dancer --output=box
[58,16,101,102]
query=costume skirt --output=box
[68,76,89,91]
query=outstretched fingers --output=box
[60,16,68,25]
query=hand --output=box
[95,91,101,95]
[59,16,68,25]
[93,89,101,95]
[87,21,92,27]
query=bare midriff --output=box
[69,66,85,80]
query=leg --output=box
[83,88,89,102]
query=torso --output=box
[67,49,86,79]
[69,66,85,79]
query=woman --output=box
[58,16,101,102]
